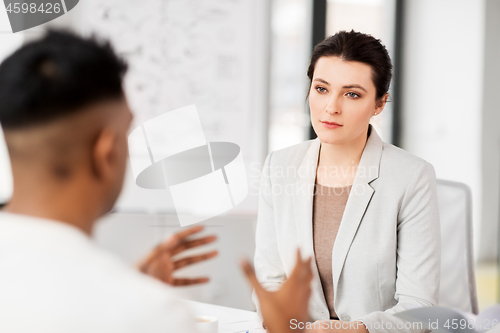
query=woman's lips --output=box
[321,121,342,129]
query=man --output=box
[0,30,312,333]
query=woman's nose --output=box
[325,97,340,115]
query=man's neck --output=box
[3,187,97,235]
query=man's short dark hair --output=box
[0,29,128,129]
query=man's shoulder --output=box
[81,249,195,329]
[0,213,195,332]
[76,249,194,329]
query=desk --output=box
[186,300,265,333]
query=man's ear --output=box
[91,127,118,181]
[375,93,389,115]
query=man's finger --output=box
[296,248,303,264]
[137,235,179,269]
[167,225,205,246]
[173,251,218,269]
[171,235,217,255]
[305,257,313,279]
[172,277,210,286]
[136,248,160,271]
[137,251,160,272]
[289,249,305,279]
[240,258,265,293]
[145,258,163,281]
[300,256,313,281]
[140,231,216,268]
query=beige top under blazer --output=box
[253,125,441,333]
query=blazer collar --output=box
[298,124,383,186]
[353,125,383,184]
[292,124,383,314]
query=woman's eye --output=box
[346,92,360,98]
[316,86,327,93]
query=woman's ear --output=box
[90,127,118,182]
[374,93,389,115]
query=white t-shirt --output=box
[0,212,197,333]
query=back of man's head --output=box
[0,30,133,226]
[0,29,127,129]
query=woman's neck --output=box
[316,128,369,186]
[319,130,368,166]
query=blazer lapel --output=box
[292,137,321,257]
[332,125,383,294]
[292,137,329,313]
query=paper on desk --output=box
[218,329,266,333]
[219,319,265,333]
[394,305,500,333]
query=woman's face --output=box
[309,56,386,145]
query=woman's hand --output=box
[137,225,218,286]
[241,249,313,333]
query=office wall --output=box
[0,5,23,202]
[73,0,270,215]
[0,126,12,203]
[401,0,485,260]
[268,0,312,152]
[480,0,500,262]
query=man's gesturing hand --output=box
[137,225,218,286]
[241,249,313,333]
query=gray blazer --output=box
[253,125,440,333]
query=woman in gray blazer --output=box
[253,30,440,333]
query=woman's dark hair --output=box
[307,30,392,100]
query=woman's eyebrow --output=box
[313,78,330,85]
[343,84,367,92]
[313,79,367,93]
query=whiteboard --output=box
[78,0,270,215]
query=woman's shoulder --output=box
[266,139,318,168]
[263,135,436,178]
[379,141,435,177]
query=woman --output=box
[253,30,440,333]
